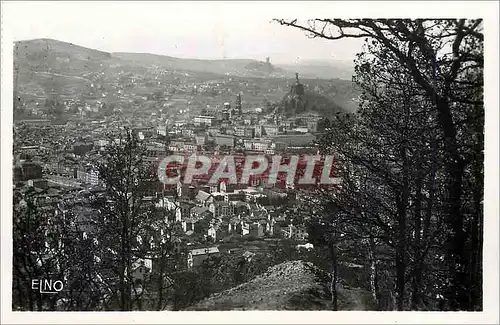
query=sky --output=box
[4,1,365,65]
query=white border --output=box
[1,1,499,324]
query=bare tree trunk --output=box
[329,243,338,311]
[368,237,380,310]
[395,124,409,311]
[395,214,406,311]
[434,96,468,310]
[156,257,165,310]
[411,170,424,310]
[120,219,131,311]
[469,158,483,310]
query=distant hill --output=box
[13,38,358,114]
[14,39,114,99]
[14,38,353,81]
[244,58,284,76]
[277,60,355,81]
[113,52,286,78]
[15,38,112,75]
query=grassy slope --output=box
[186,260,373,311]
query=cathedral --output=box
[281,73,306,116]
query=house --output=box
[74,167,100,186]
[73,142,94,155]
[27,179,49,189]
[249,223,264,237]
[273,222,283,236]
[247,139,272,151]
[207,126,221,136]
[209,201,234,218]
[145,142,167,163]
[270,133,315,147]
[178,201,195,220]
[296,243,314,251]
[227,215,242,234]
[283,121,295,130]
[233,201,249,215]
[195,190,214,206]
[215,134,235,148]
[207,220,228,242]
[14,161,43,181]
[282,224,309,241]
[169,139,186,151]
[211,191,228,203]
[235,126,255,138]
[249,206,270,221]
[242,251,256,262]
[131,258,153,284]
[190,206,211,219]
[294,226,309,241]
[241,220,250,236]
[306,119,320,132]
[195,134,208,146]
[182,216,199,233]
[272,141,287,151]
[263,124,280,136]
[187,246,220,268]
[254,125,264,137]
[181,128,195,138]
[157,125,167,137]
[156,197,182,222]
[182,142,197,152]
[194,116,216,127]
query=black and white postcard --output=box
[1,1,498,324]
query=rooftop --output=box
[189,246,220,256]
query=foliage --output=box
[276,18,483,311]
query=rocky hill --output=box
[280,90,349,117]
[244,59,285,76]
[186,260,373,311]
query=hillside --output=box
[14,38,112,75]
[14,38,353,81]
[13,38,358,115]
[14,39,114,99]
[186,260,373,311]
[114,52,286,78]
[281,90,350,117]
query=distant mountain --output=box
[13,38,358,114]
[14,39,115,99]
[14,38,286,81]
[113,52,286,78]
[276,60,355,81]
[15,38,354,81]
[15,38,112,75]
[299,59,355,67]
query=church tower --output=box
[292,73,304,97]
[235,93,242,115]
[289,73,305,115]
